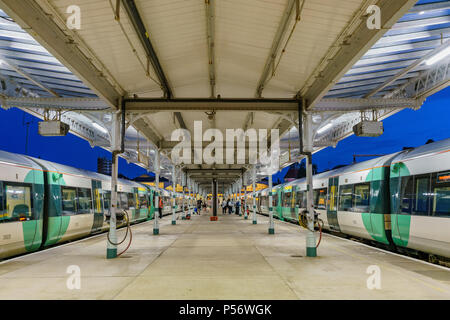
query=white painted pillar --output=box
[153,150,160,235]
[244,176,248,220]
[172,166,176,225]
[107,111,120,259]
[268,171,274,234]
[304,112,316,257]
[252,166,257,225]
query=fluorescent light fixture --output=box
[316,123,333,134]
[419,11,425,15]
[425,46,450,66]
[92,122,108,134]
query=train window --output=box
[3,183,33,222]
[296,191,305,207]
[139,193,148,208]
[127,193,135,208]
[400,176,413,214]
[353,183,370,213]
[316,188,327,210]
[328,185,337,212]
[103,191,111,211]
[77,188,92,214]
[339,185,353,211]
[283,191,292,207]
[432,172,450,217]
[61,187,77,215]
[119,192,128,209]
[413,175,430,216]
[0,182,4,219]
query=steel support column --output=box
[106,111,120,259]
[304,112,316,257]
[252,166,257,225]
[244,177,248,220]
[172,166,176,225]
[153,151,160,235]
[268,172,274,234]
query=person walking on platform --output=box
[227,198,233,214]
[158,197,163,219]
[235,199,241,215]
[221,200,227,214]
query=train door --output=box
[91,180,103,231]
[327,177,341,232]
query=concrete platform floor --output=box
[0,212,449,300]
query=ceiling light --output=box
[316,123,333,134]
[425,46,450,66]
[92,122,108,134]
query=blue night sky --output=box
[0,86,449,181]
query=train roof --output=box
[0,149,42,170]
[392,137,450,163]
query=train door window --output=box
[431,172,450,217]
[127,193,135,209]
[339,185,353,211]
[139,193,148,208]
[413,175,430,216]
[119,192,128,209]
[61,187,77,215]
[103,191,111,211]
[4,183,33,222]
[93,189,103,214]
[295,191,304,207]
[272,192,278,207]
[353,183,370,213]
[283,192,292,207]
[328,185,337,212]
[400,176,413,214]
[77,188,92,214]
[316,188,327,210]
[0,182,4,221]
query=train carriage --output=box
[390,139,450,258]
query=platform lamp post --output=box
[172,165,177,225]
[298,102,317,257]
[252,166,257,225]
[153,150,160,235]
[107,111,120,259]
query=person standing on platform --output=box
[159,197,163,219]
[235,199,241,215]
[221,200,227,214]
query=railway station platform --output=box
[0,213,449,300]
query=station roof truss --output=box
[0,0,448,192]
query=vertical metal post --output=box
[304,111,317,257]
[239,177,243,216]
[268,171,274,234]
[107,111,120,259]
[252,166,257,224]
[172,166,176,225]
[182,172,186,219]
[244,176,248,220]
[213,178,217,216]
[187,176,192,217]
[153,151,160,235]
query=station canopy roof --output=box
[0,0,448,191]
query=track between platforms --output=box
[0,212,449,300]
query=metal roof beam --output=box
[365,40,450,98]
[312,97,424,112]
[124,98,299,112]
[300,0,418,109]
[0,0,122,108]
[205,0,216,98]
[255,0,299,97]
[408,2,450,14]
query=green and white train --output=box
[0,149,183,260]
[256,138,450,261]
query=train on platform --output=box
[255,138,450,263]
[0,150,190,260]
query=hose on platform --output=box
[298,209,323,248]
[107,209,133,257]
